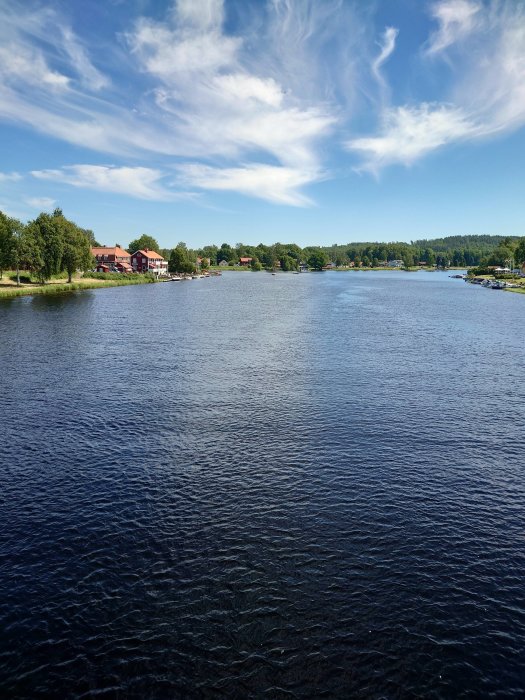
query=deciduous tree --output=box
[127,234,160,254]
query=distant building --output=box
[95,263,111,273]
[239,257,253,266]
[130,249,168,275]
[388,260,404,268]
[92,245,131,270]
[218,259,229,267]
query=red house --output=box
[95,263,111,273]
[92,245,131,271]
[130,249,168,275]
[239,257,253,266]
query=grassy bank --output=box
[0,273,155,299]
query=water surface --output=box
[1,271,524,697]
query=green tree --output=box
[251,257,262,271]
[79,228,99,246]
[200,245,218,265]
[485,244,515,267]
[62,224,94,282]
[14,222,43,285]
[307,249,328,270]
[514,237,525,266]
[26,211,64,283]
[218,242,236,263]
[0,211,17,279]
[169,246,194,274]
[280,254,298,271]
[127,234,160,254]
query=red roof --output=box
[240,257,253,263]
[133,249,165,260]
[92,246,130,258]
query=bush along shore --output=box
[0,272,156,299]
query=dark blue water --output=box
[1,271,524,698]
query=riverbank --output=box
[0,273,156,299]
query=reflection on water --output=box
[1,271,524,697]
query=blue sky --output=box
[1,0,524,248]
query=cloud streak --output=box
[177,162,324,206]
[372,27,399,84]
[31,165,183,201]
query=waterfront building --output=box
[130,249,168,275]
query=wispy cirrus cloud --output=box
[1,0,525,201]
[0,0,344,204]
[126,0,338,188]
[425,0,481,55]
[31,165,184,202]
[348,0,525,172]
[348,104,479,174]
[372,27,399,85]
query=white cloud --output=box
[124,0,337,194]
[177,163,323,206]
[31,165,179,201]
[350,1,525,172]
[0,4,107,91]
[0,172,22,182]
[1,0,525,197]
[347,104,479,173]
[372,27,399,84]
[26,197,56,209]
[0,43,69,88]
[172,0,225,31]
[58,26,110,91]
[457,10,525,136]
[426,0,481,55]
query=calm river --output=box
[1,271,524,698]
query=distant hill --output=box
[412,235,519,253]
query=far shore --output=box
[2,266,524,299]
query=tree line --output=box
[156,235,525,272]
[0,209,96,285]
[3,209,524,283]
